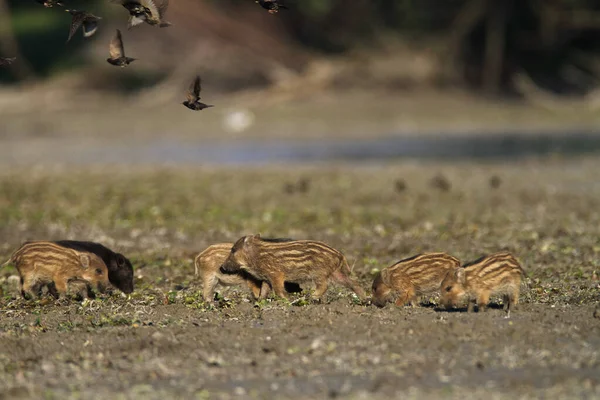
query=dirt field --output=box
[1,158,599,399]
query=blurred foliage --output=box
[1,0,108,81]
[2,0,600,94]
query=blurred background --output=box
[2,0,600,163]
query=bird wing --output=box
[82,18,100,38]
[140,0,161,18]
[128,14,146,29]
[109,29,125,59]
[186,76,201,102]
[111,0,140,7]
[0,57,16,66]
[122,1,146,14]
[153,0,169,17]
[67,12,85,42]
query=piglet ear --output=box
[116,254,126,267]
[80,254,91,269]
[379,269,389,285]
[244,234,258,246]
[455,267,466,283]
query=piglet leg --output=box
[312,278,329,300]
[52,277,69,298]
[258,281,271,300]
[270,274,288,300]
[202,275,219,302]
[477,291,490,312]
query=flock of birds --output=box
[0,0,289,111]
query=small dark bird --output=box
[35,0,64,7]
[394,179,407,193]
[489,175,502,189]
[430,174,451,192]
[0,57,16,66]
[106,29,136,67]
[66,10,102,42]
[116,1,148,16]
[256,0,288,14]
[124,5,151,29]
[182,76,214,111]
[113,0,171,28]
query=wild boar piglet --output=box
[196,243,264,302]
[54,240,134,294]
[195,242,301,302]
[6,241,110,299]
[440,252,526,316]
[220,234,365,301]
[372,253,461,308]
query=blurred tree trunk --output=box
[0,0,35,81]
[447,0,511,93]
[446,0,487,84]
[482,0,508,93]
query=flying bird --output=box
[65,10,102,42]
[120,2,151,28]
[112,0,171,29]
[111,0,151,28]
[182,76,214,111]
[0,57,16,66]
[106,29,136,67]
[256,0,288,14]
[35,0,64,7]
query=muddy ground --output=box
[0,158,599,399]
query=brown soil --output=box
[0,158,599,399]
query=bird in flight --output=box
[256,0,288,14]
[182,76,214,111]
[35,0,64,7]
[0,57,16,66]
[112,0,171,29]
[106,30,136,67]
[66,10,102,42]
